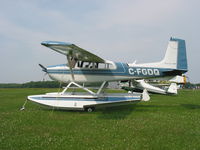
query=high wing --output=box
[41,41,105,63]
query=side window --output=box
[98,63,114,69]
[98,63,106,69]
[108,63,115,69]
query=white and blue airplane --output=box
[28,37,188,111]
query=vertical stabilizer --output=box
[161,37,188,71]
[167,83,177,94]
[142,89,150,101]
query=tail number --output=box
[129,68,160,76]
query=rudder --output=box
[175,38,188,71]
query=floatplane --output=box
[27,37,188,112]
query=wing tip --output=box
[41,41,73,46]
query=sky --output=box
[0,0,199,83]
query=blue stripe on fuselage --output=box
[46,62,173,78]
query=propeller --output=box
[42,72,47,81]
[38,64,48,81]
[39,64,47,72]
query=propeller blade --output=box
[39,64,47,72]
[42,72,47,81]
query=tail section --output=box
[131,37,188,74]
[161,37,188,71]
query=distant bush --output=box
[0,81,61,88]
[184,82,196,89]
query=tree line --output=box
[0,81,199,89]
[0,81,61,88]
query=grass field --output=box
[1,88,200,150]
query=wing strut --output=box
[67,55,77,81]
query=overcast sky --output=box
[0,0,199,83]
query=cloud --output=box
[85,0,184,30]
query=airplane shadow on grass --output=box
[31,103,200,120]
[96,104,169,120]
[181,104,200,109]
[96,103,197,120]
[35,103,141,120]
[97,105,136,120]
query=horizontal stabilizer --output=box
[169,75,186,84]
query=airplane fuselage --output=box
[46,62,183,83]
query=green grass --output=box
[1,88,200,150]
